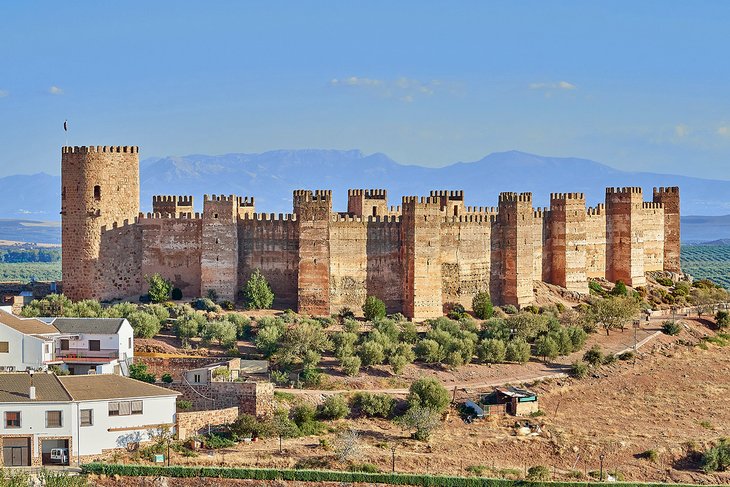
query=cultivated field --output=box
[682,245,730,289]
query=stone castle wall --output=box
[61,146,680,318]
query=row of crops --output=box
[681,245,730,289]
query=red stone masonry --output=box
[61,146,680,318]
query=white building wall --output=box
[0,402,73,458]
[0,325,54,371]
[74,395,177,457]
[117,320,134,361]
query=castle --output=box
[61,146,680,320]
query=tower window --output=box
[214,213,219,219]
[372,206,377,217]
[94,185,101,201]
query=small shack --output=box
[481,386,539,416]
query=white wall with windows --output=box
[0,395,177,461]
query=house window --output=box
[0,342,8,353]
[194,374,201,383]
[46,410,62,428]
[128,337,132,349]
[80,409,93,427]
[5,411,20,428]
[109,401,142,416]
[108,402,120,416]
[44,344,50,354]
[60,339,69,351]
[88,340,100,352]
[93,185,101,201]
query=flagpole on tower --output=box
[64,120,68,147]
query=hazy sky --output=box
[2,1,729,179]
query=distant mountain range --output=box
[2,149,730,222]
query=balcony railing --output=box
[54,349,119,363]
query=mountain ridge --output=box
[2,149,730,219]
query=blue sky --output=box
[1,1,730,179]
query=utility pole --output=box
[599,454,605,481]
[391,446,396,472]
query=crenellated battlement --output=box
[100,218,136,232]
[587,204,605,216]
[153,195,193,205]
[606,186,642,195]
[653,186,679,195]
[402,196,441,205]
[138,211,201,221]
[331,214,401,224]
[533,207,548,218]
[347,189,387,199]
[443,214,497,224]
[465,206,498,214]
[241,212,298,222]
[388,205,402,214]
[498,192,532,204]
[642,202,664,210]
[430,190,464,200]
[62,146,138,154]
[204,194,239,203]
[550,192,585,201]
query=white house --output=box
[49,318,134,376]
[0,309,133,376]
[0,372,179,466]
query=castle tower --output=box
[61,146,140,301]
[605,187,646,286]
[547,193,588,294]
[498,192,535,306]
[201,195,240,301]
[401,196,443,320]
[653,187,681,273]
[294,190,332,315]
[430,190,465,217]
[152,195,194,217]
[347,189,388,217]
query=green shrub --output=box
[701,438,730,472]
[589,280,604,295]
[128,310,161,338]
[129,363,156,383]
[716,310,730,329]
[350,463,380,473]
[407,377,450,413]
[146,273,173,303]
[340,355,361,376]
[501,304,518,315]
[618,350,635,361]
[161,373,173,383]
[504,338,531,363]
[446,303,467,320]
[640,449,659,462]
[318,395,350,420]
[526,465,550,481]
[204,433,235,449]
[243,269,275,310]
[534,335,559,362]
[472,292,494,320]
[221,300,235,310]
[610,280,628,296]
[362,296,386,321]
[301,367,323,387]
[570,360,589,379]
[476,338,506,364]
[352,392,395,418]
[662,320,682,336]
[583,344,603,366]
[176,399,192,410]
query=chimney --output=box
[29,385,36,400]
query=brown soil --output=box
[108,319,730,484]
